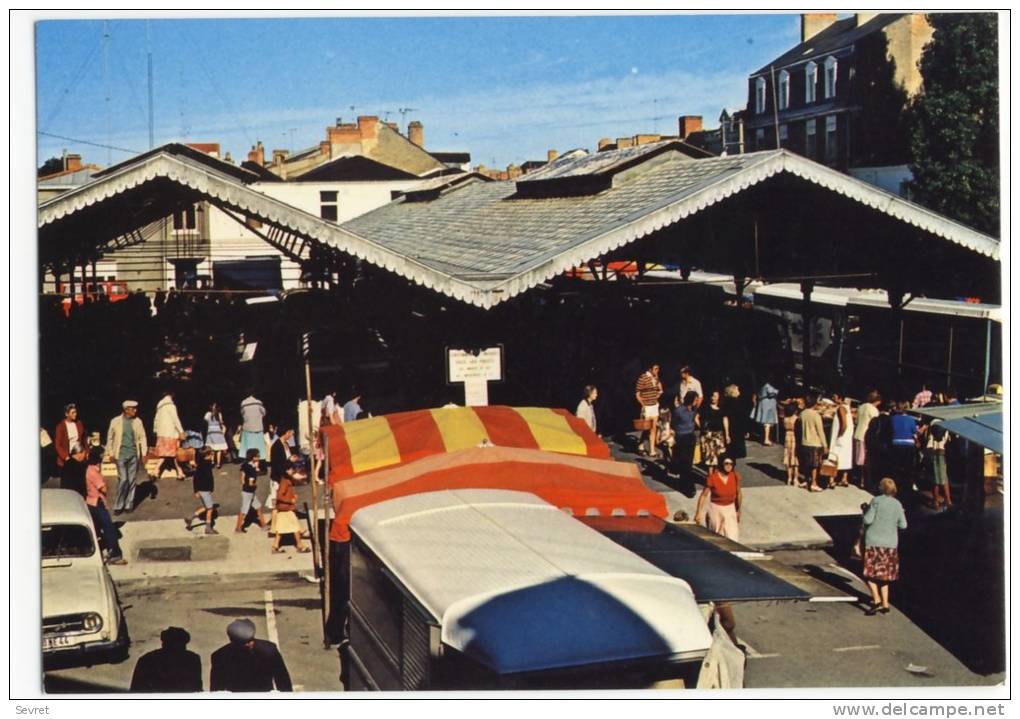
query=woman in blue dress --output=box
[752,380,779,446]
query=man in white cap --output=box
[105,400,148,514]
[210,618,292,692]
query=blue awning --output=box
[939,412,1003,454]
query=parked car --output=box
[41,489,128,664]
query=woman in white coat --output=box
[154,391,186,480]
[827,392,854,488]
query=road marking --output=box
[832,644,882,653]
[264,590,280,646]
[738,638,781,659]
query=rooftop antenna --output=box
[398,107,418,124]
[381,109,394,122]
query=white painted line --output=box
[737,638,781,659]
[833,644,882,653]
[809,596,858,602]
[264,589,280,646]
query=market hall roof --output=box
[38,142,999,309]
[341,142,999,307]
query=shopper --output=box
[698,390,728,469]
[634,363,663,457]
[575,385,598,433]
[85,446,126,564]
[186,447,218,534]
[861,478,908,615]
[106,400,148,515]
[235,449,268,533]
[55,403,88,498]
[752,379,780,446]
[154,391,186,480]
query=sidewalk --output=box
[611,435,872,550]
[107,518,322,587]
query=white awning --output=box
[350,489,712,674]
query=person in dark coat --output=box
[130,627,203,693]
[210,618,293,692]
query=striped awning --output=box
[329,445,667,541]
[322,405,609,481]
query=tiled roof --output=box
[752,14,904,75]
[297,155,419,182]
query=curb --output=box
[116,570,320,592]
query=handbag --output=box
[633,418,654,431]
[819,453,838,478]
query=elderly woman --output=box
[861,478,908,615]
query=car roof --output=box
[351,489,712,674]
[41,489,93,525]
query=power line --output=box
[38,131,141,156]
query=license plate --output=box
[43,635,72,651]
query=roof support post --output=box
[982,319,992,395]
[800,280,814,389]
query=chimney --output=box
[547,149,558,162]
[635,134,660,146]
[597,138,612,152]
[272,149,289,165]
[319,141,330,156]
[617,137,634,149]
[358,116,380,140]
[408,121,424,147]
[856,12,879,27]
[64,153,82,172]
[678,115,703,140]
[507,164,522,180]
[247,141,265,167]
[801,13,838,42]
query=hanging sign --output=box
[446,346,504,406]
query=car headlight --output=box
[81,613,103,632]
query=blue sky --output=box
[35,14,802,169]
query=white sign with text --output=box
[447,347,503,406]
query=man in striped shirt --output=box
[635,363,663,457]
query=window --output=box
[779,124,789,147]
[805,61,818,103]
[755,77,766,114]
[173,205,196,231]
[805,120,817,159]
[778,70,790,110]
[320,190,338,222]
[755,128,765,148]
[825,115,838,163]
[824,56,837,99]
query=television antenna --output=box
[398,107,419,124]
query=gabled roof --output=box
[752,14,904,75]
[296,155,420,182]
[38,144,1000,311]
[431,151,471,164]
[94,142,259,184]
[341,147,999,307]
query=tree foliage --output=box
[38,157,63,177]
[908,13,999,236]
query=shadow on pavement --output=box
[44,674,128,694]
[817,506,1005,676]
[745,461,788,483]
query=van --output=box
[340,489,713,690]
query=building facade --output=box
[744,13,933,183]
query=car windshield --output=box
[42,524,96,559]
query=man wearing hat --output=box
[130,626,202,693]
[105,401,148,514]
[210,618,293,692]
[54,403,87,497]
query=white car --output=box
[41,489,128,663]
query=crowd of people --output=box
[44,386,372,561]
[573,366,978,618]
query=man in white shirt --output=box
[676,366,704,408]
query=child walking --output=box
[271,477,310,554]
[235,448,268,533]
[186,447,218,534]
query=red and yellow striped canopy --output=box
[322,405,610,481]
